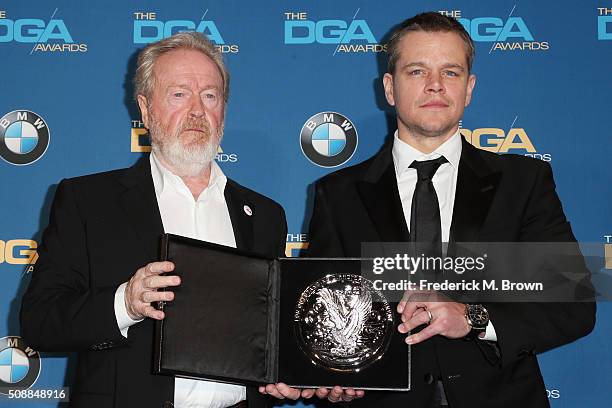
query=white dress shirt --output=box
[114,152,246,408]
[392,130,497,341]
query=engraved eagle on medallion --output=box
[294,274,394,371]
[317,286,372,355]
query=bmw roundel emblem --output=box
[0,110,50,165]
[300,111,358,168]
[0,336,41,394]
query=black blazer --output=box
[307,138,595,408]
[20,157,287,408]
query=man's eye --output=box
[409,69,423,75]
[173,92,185,98]
[444,71,458,77]
[204,93,217,100]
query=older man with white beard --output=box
[21,32,288,408]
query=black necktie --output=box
[409,156,448,257]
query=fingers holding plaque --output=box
[294,274,394,372]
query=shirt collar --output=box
[150,151,227,200]
[392,129,462,176]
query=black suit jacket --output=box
[20,157,287,408]
[307,138,595,408]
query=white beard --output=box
[148,115,223,177]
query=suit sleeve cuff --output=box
[114,282,143,338]
[479,319,498,342]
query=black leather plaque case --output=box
[153,234,410,390]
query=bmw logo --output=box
[300,111,358,168]
[0,110,50,165]
[0,336,41,394]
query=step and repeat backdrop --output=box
[1,1,611,407]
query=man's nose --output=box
[425,72,444,93]
[188,94,205,117]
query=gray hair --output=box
[134,31,230,103]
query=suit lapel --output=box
[449,138,501,244]
[117,157,165,260]
[224,179,254,252]
[357,146,410,243]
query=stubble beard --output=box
[408,121,457,140]
[149,114,223,177]
[400,105,460,141]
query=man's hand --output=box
[259,384,364,403]
[306,386,365,403]
[397,290,470,345]
[258,383,301,400]
[124,261,180,320]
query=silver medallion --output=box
[294,274,394,372]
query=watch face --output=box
[468,304,489,328]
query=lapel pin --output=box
[243,205,253,216]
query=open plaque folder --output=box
[153,234,411,390]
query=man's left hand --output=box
[397,291,470,344]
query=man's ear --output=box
[137,95,150,128]
[383,73,396,106]
[465,74,476,107]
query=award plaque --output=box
[154,234,411,390]
[294,274,394,372]
[278,258,410,390]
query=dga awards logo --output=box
[0,8,87,52]
[0,110,50,165]
[0,239,39,270]
[460,119,551,162]
[285,233,309,257]
[546,388,560,399]
[0,336,41,394]
[284,9,385,54]
[605,235,612,270]
[131,119,150,153]
[437,9,549,51]
[130,119,238,163]
[598,8,612,39]
[132,10,238,53]
[300,112,357,167]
